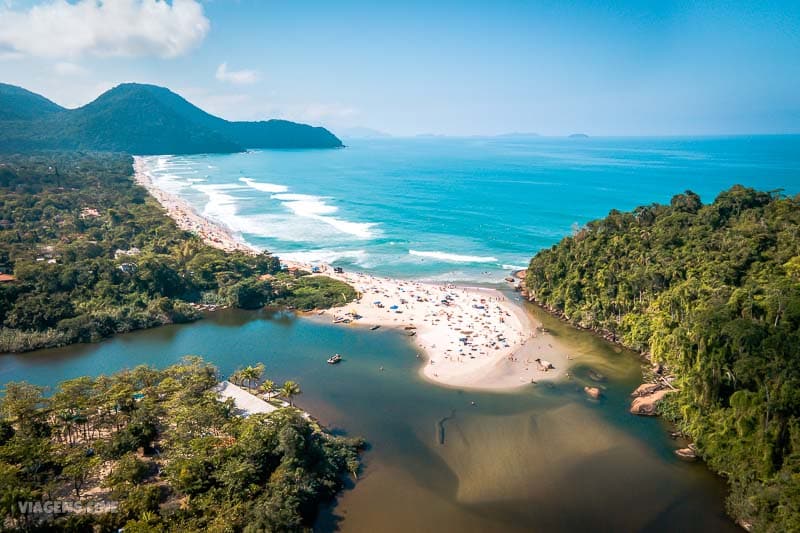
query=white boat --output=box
[327,354,343,364]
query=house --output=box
[114,247,142,259]
[0,274,17,283]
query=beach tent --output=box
[389,305,399,310]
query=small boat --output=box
[370,325,381,331]
[408,331,417,337]
[327,354,343,364]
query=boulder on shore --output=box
[631,383,661,397]
[584,386,601,399]
[630,389,673,416]
[675,447,698,462]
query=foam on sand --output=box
[409,250,499,263]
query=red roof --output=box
[0,274,16,282]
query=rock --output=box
[675,447,697,461]
[584,386,601,399]
[630,389,673,416]
[652,363,664,375]
[630,383,661,397]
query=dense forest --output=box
[525,186,800,531]
[0,152,357,353]
[0,357,363,531]
[0,83,343,155]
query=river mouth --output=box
[0,302,735,532]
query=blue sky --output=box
[1,0,799,136]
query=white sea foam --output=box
[279,249,370,266]
[409,250,498,263]
[143,156,379,241]
[239,177,289,193]
[272,193,378,239]
[274,193,338,216]
[501,264,529,271]
[193,184,246,226]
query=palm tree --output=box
[253,363,265,389]
[242,366,260,391]
[280,381,302,406]
[260,380,275,401]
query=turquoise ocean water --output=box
[141,135,800,282]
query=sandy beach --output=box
[132,156,570,390]
[133,157,255,254]
[318,269,569,389]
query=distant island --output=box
[0,83,343,155]
[337,126,392,139]
[568,133,589,138]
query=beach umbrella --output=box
[389,305,399,310]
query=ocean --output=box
[140,135,800,282]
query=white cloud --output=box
[215,62,258,85]
[54,62,87,76]
[0,0,209,59]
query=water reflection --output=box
[0,303,735,532]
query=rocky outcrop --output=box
[630,389,673,416]
[584,386,601,399]
[675,445,698,462]
[631,383,661,397]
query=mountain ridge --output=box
[0,82,343,154]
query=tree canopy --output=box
[0,357,363,531]
[0,152,356,352]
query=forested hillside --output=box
[525,186,800,530]
[0,153,356,353]
[0,83,343,154]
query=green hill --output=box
[0,83,343,154]
[525,186,800,530]
[0,83,65,121]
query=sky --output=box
[0,0,799,137]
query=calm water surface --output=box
[0,301,736,532]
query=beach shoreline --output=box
[132,156,570,390]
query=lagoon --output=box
[0,300,736,532]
